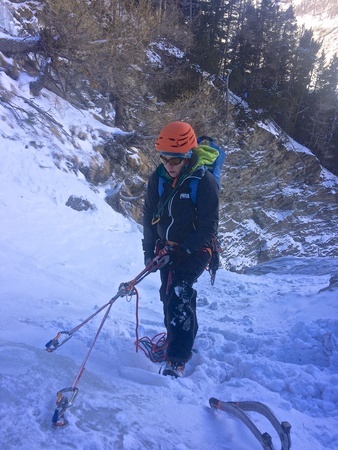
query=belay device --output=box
[45,250,169,428]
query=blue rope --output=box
[136,332,167,362]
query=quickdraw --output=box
[47,252,170,428]
[209,398,292,450]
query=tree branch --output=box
[30,57,52,96]
[0,35,43,54]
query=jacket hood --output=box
[191,145,219,171]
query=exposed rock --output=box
[219,126,338,272]
[66,195,96,212]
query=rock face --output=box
[219,126,338,272]
[66,195,96,212]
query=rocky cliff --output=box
[219,122,338,271]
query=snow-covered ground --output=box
[1,99,338,449]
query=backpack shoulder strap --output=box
[158,175,199,204]
[158,177,167,197]
[189,178,199,205]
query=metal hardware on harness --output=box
[209,398,292,450]
[118,282,137,300]
[52,387,79,428]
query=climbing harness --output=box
[209,398,292,450]
[46,250,170,428]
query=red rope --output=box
[135,332,167,362]
[134,284,167,362]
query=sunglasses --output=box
[160,155,186,166]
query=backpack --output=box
[196,136,226,186]
[194,136,225,284]
[189,135,226,203]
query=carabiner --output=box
[151,215,160,225]
[45,331,72,352]
[52,387,79,428]
[57,387,79,407]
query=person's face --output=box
[160,155,187,178]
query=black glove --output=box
[169,245,189,267]
[144,251,155,266]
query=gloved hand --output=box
[168,245,189,267]
[144,251,155,267]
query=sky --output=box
[1,59,338,450]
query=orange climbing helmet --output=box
[155,121,197,154]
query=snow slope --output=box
[1,74,338,449]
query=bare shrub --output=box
[36,1,192,107]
